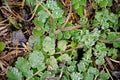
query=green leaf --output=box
[83,72,94,80]
[46,0,59,10]
[72,0,79,5]
[37,10,49,23]
[56,32,63,40]
[33,36,43,50]
[94,9,118,30]
[95,57,105,65]
[88,67,99,75]
[79,0,86,6]
[99,71,109,80]
[58,40,67,51]
[76,6,84,17]
[113,42,120,48]
[15,57,33,78]
[71,41,76,48]
[33,18,44,27]
[95,42,107,52]
[99,0,112,7]
[52,9,64,18]
[70,72,83,80]
[107,32,117,40]
[0,42,6,51]
[81,30,100,47]
[46,56,58,70]
[72,2,79,10]
[77,61,87,72]
[28,36,43,50]
[43,36,55,55]
[25,0,37,7]
[7,67,22,80]
[108,48,117,59]
[57,17,65,25]
[58,54,71,62]
[29,51,44,68]
[37,62,46,72]
[32,29,45,37]
[63,31,71,39]
[68,61,77,72]
[40,71,52,80]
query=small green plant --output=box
[6,0,119,80]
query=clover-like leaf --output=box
[77,61,87,72]
[84,72,94,80]
[58,54,71,62]
[95,57,105,65]
[37,10,49,23]
[29,51,44,68]
[46,56,58,70]
[46,0,59,10]
[52,9,64,18]
[99,71,109,80]
[7,67,22,80]
[88,67,99,75]
[43,36,55,55]
[15,57,33,78]
[58,40,67,51]
[70,72,83,80]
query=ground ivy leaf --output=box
[7,67,22,80]
[29,51,44,68]
[46,0,59,10]
[95,57,105,65]
[58,54,71,62]
[15,57,33,78]
[58,40,67,51]
[70,72,83,80]
[40,71,52,80]
[77,6,84,16]
[32,29,45,37]
[37,62,46,71]
[33,18,44,27]
[52,9,64,18]
[77,61,86,72]
[108,48,117,59]
[67,61,77,72]
[99,71,109,80]
[107,32,117,40]
[84,72,94,80]
[37,10,49,23]
[46,56,58,70]
[88,67,99,75]
[43,36,55,55]
[63,31,71,39]
[113,42,120,48]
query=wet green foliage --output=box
[7,0,120,80]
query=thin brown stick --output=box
[99,38,120,43]
[61,0,72,28]
[27,3,39,21]
[98,39,111,43]
[0,19,8,24]
[55,44,85,54]
[103,64,114,80]
[110,58,120,64]
[105,56,114,70]
[54,21,87,34]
